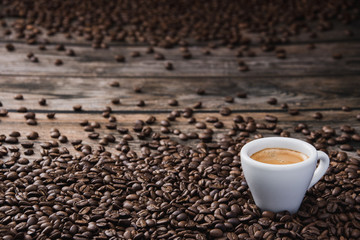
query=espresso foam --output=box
[250,148,308,165]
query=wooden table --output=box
[0,17,360,240]
[0,19,359,157]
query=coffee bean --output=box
[225,96,234,103]
[14,94,23,100]
[115,55,125,62]
[47,112,56,119]
[333,53,343,59]
[165,62,173,70]
[5,43,15,51]
[109,81,120,87]
[88,133,99,139]
[239,65,249,72]
[0,108,8,116]
[5,136,18,144]
[236,92,247,98]
[26,131,39,140]
[341,105,351,111]
[54,59,63,66]
[288,109,299,115]
[151,52,165,61]
[56,44,65,51]
[168,99,178,106]
[265,115,278,122]
[21,142,34,148]
[9,131,20,137]
[340,144,354,151]
[220,107,232,116]
[130,51,140,57]
[26,119,37,125]
[195,122,207,129]
[66,49,76,56]
[313,112,323,119]
[196,88,205,95]
[267,98,277,105]
[209,228,223,238]
[73,104,82,111]
[37,98,47,106]
[146,46,154,54]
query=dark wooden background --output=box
[0,18,359,158]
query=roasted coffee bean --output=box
[209,228,223,238]
[239,65,249,72]
[236,92,247,98]
[66,49,76,56]
[333,53,343,59]
[225,96,234,103]
[26,119,37,125]
[56,44,65,51]
[0,108,8,116]
[137,100,145,107]
[38,98,47,105]
[26,131,39,140]
[5,136,18,144]
[21,142,34,148]
[220,107,232,116]
[288,109,299,115]
[340,144,354,151]
[193,101,202,109]
[54,59,63,66]
[88,133,99,139]
[9,131,20,137]
[154,53,165,60]
[165,62,173,70]
[168,99,178,106]
[5,43,15,51]
[73,104,82,111]
[313,112,323,119]
[14,94,23,100]
[130,51,140,57]
[47,112,56,119]
[195,122,207,129]
[341,105,351,111]
[115,55,125,62]
[267,97,277,105]
[265,115,278,122]
[196,88,205,95]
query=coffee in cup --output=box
[250,148,308,165]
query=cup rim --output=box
[240,137,317,170]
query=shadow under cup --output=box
[240,137,321,214]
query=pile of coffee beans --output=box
[1,0,359,70]
[0,86,359,239]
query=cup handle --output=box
[308,151,330,190]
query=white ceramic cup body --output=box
[240,137,329,214]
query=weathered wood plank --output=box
[1,18,359,47]
[0,41,359,77]
[0,75,359,112]
[0,111,358,160]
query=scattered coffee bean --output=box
[5,43,15,51]
[165,62,173,70]
[54,59,63,66]
[38,98,47,105]
[14,94,23,100]
[313,112,323,119]
[267,97,277,105]
[137,100,145,107]
[196,88,205,95]
[220,107,232,116]
[47,112,56,119]
[73,104,82,111]
[115,55,125,62]
[168,99,178,106]
[342,105,351,111]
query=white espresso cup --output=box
[240,137,329,214]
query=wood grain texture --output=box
[0,41,359,77]
[0,75,359,112]
[1,18,359,47]
[0,111,359,159]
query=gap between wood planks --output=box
[5,108,360,115]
